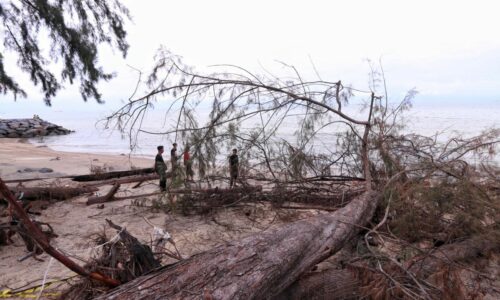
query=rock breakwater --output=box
[0,117,73,138]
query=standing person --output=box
[170,143,178,173]
[154,145,167,191]
[183,145,194,181]
[229,148,239,188]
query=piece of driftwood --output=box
[4,175,74,184]
[7,186,97,201]
[4,168,154,184]
[86,183,121,205]
[72,168,155,182]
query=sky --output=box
[2,0,500,108]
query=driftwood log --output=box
[97,186,378,299]
[7,186,97,201]
[4,168,155,184]
[72,168,155,182]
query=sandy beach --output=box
[0,138,309,297]
[0,138,153,180]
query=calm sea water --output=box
[1,99,499,162]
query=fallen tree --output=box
[98,186,378,299]
[177,184,363,215]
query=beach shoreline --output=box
[0,138,153,180]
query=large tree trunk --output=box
[98,188,378,300]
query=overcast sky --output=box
[3,0,500,107]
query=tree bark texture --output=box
[276,268,360,300]
[98,189,378,300]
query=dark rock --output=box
[39,168,53,173]
[17,167,53,173]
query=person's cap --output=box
[173,143,177,146]
[232,148,237,152]
[157,145,164,151]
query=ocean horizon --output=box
[1,99,499,163]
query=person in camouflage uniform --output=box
[170,143,178,175]
[155,145,167,191]
[229,148,239,188]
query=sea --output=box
[1,98,499,163]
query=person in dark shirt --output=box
[229,148,239,188]
[154,145,167,191]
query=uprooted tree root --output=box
[60,219,160,300]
